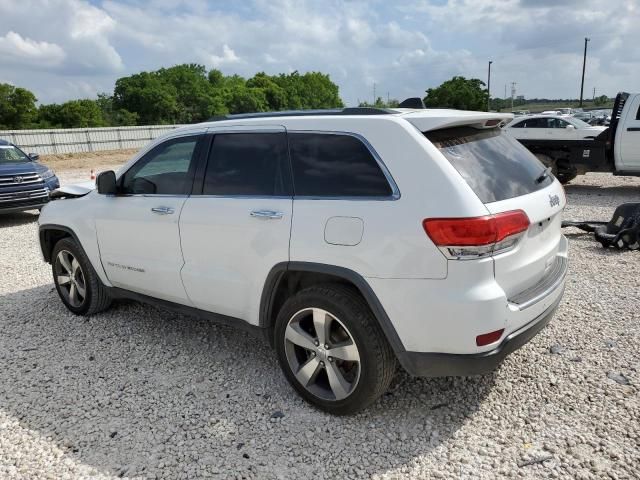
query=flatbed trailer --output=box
[513,92,640,183]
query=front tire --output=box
[52,237,112,316]
[274,284,395,415]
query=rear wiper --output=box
[535,166,553,184]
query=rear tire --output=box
[52,237,112,316]
[274,284,396,415]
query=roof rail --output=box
[207,107,396,122]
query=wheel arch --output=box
[40,223,113,291]
[39,224,81,263]
[259,261,406,354]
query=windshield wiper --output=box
[535,166,553,184]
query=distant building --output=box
[516,95,525,100]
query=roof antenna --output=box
[398,97,426,109]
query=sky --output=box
[0,0,638,106]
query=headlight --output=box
[41,169,56,180]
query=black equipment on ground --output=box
[562,203,640,250]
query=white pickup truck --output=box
[504,92,640,183]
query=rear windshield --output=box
[0,145,30,164]
[425,127,553,203]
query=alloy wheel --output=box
[284,307,361,401]
[54,250,87,308]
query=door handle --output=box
[250,210,284,219]
[151,206,175,215]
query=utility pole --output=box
[373,82,376,105]
[593,87,596,102]
[511,82,517,111]
[579,37,590,107]
[487,60,493,111]
[387,92,390,106]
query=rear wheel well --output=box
[266,270,362,333]
[261,263,405,354]
[40,228,72,263]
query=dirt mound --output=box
[40,149,138,171]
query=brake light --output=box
[423,210,530,259]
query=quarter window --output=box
[121,136,200,195]
[203,133,290,196]
[289,133,393,197]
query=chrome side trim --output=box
[114,128,401,202]
[206,125,286,134]
[508,255,568,310]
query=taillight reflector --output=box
[476,328,504,346]
[423,210,530,247]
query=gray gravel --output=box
[0,171,639,479]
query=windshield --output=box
[425,127,553,203]
[0,145,30,164]
[568,118,591,128]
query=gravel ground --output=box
[0,171,638,479]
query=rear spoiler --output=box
[403,111,513,132]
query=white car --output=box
[38,106,568,414]
[504,114,607,141]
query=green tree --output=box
[0,83,38,129]
[358,97,400,108]
[246,72,287,110]
[38,99,107,128]
[423,76,489,111]
[113,71,179,124]
[594,95,609,106]
[271,71,343,110]
[96,93,139,126]
[3,66,346,129]
[226,87,269,113]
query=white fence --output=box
[0,125,182,155]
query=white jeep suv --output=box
[39,106,568,414]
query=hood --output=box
[50,181,95,199]
[0,161,47,174]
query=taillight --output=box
[423,210,530,259]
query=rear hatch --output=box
[423,125,566,299]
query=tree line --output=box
[0,64,343,129]
[0,68,612,130]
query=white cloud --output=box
[0,31,66,67]
[0,0,638,105]
[0,0,123,77]
[210,44,241,68]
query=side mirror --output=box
[96,170,117,195]
[566,124,576,130]
[29,153,40,161]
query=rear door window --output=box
[425,127,553,203]
[203,133,291,196]
[288,133,393,197]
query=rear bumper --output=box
[397,290,562,377]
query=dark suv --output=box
[0,140,59,214]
